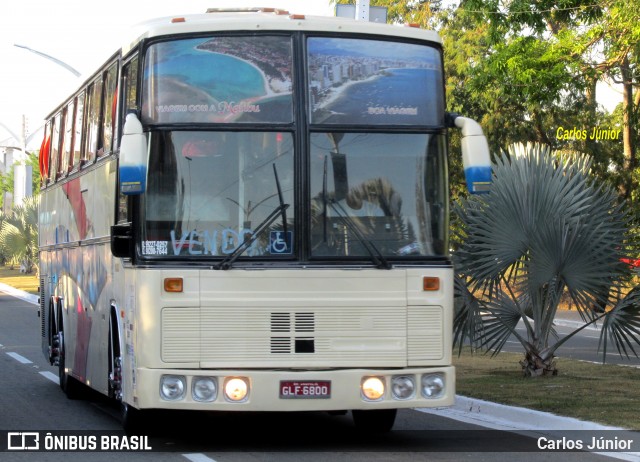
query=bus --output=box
[38,7,490,433]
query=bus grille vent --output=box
[269,312,315,354]
[270,312,291,332]
[270,337,291,354]
[295,312,315,332]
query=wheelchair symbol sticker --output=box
[270,231,293,254]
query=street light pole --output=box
[14,44,81,77]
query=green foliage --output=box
[0,195,39,274]
[456,0,638,210]
[454,143,640,376]
[479,37,576,109]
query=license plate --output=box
[280,380,331,399]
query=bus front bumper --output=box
[130,366,455,412]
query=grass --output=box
[0,266,637,429]
[0,265,39,295]
[454,348,640,429]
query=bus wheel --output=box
[121,402,147,435]
[107,311,122,401]
[57,328,85,399]
[55,300,85,399]
[48,298,60,366]
[352,409,397,433]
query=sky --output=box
[0,0,333,148]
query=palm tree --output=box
[0,195,38,274]
[453,143,640,377]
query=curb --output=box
[419,397,639,461]
[420,395,622,431]
[0,282,38,306]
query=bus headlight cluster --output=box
[421,373,445,399]
[160,375,249,402]
[360,373,446,402]
[192,377,217,402]
[160,375,186,401]
[224,377,249,402]
[391,375,415,400]
[361,376,385,401]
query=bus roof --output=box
[122,8,442,55]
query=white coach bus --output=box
[38,7,490,433]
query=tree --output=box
[0,195,39,274]
[461,0,639,198]
[453,143,640,377]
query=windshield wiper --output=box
[216,164,289,270]
[322,155,328,242]
[327,199,391,270]
[273,163,288,237]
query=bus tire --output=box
[352,409,397,433]
[58,328,85,399]
[121,402,147,435]
[54,299,85,399]
[48,298,59,366]
[107,309,122,401]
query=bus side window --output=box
[84,78,103,165]
[122,56,139,121]
[101,62,119,156]
[117,56,139,225]
[39,121,52,186]
[61,100,75,177]
[71,91,85,172]
[48,113,61,185]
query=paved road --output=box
[0,292,631,461]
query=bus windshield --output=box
[309,132,448,258]
[307,36,444,126]
[142,35,293,124]
[140,33,447,261]
[141,131,294,258]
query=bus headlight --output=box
[192,377,217,402]
[421,373,445,399]
[160,375,186,401]
[361,376,385,401]
[224,377,249,402]
[392,375,415,400]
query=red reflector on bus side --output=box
[171,17,186,23]
[290,14,305,20]
[423,277,440,291]
[164,278,183,293]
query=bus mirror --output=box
[119,113,147,195]
[111,223,133,259]
[454,116,491,194]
